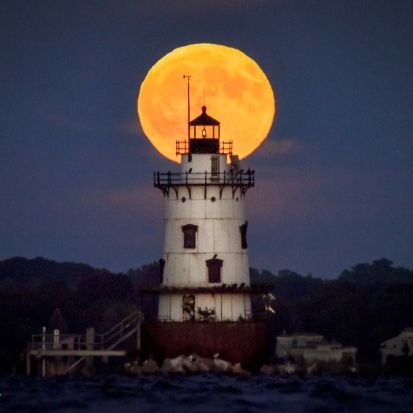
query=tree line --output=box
[0,256,412,374]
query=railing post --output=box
[204,171,207,199]
[85,328,95,372]
[26,346,31,376]
[86,328,95,350]
[42,326,46,350]
[41,327,46,378]
[136,317,141,352]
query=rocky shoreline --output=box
[124,354,357,377]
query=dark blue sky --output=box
[1,0,412,277]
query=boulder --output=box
[124,361,142,375]
[212,353,232,372]
[260,364,277,375]
[231,362,251,377]
[189,354,213,372]
[142,358,159,374]
[278,361,296,375]
[161,356,186,373]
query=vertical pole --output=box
[42,326,46,350]
[53,329,60,349]
[86,328,95,373]
[26,349,31,376]
[136,320,141,352]
[42,326,46,378]
[187,76,190,132]
[183,75,191,139]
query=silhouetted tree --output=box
[0,256,412,373]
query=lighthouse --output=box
[144,103,270,366]
[137,44,276,366]
[154,105,254,322]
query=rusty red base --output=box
[142,321,269,370]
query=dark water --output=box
[0,375,412,413]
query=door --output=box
[182,294,195,321]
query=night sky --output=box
[1,0,411,278]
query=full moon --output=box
[137,43,276,162]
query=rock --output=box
[278,361,296,374]
[181,355,198,372]
[213,353,232,372]
[260,364,276,375]
[189,354,213,372]
[161,353,235,374]
[160,358,173,374]
[232,362,251,377]
[161,356,186,373]
[306,363,319,375]
[124,361,142,375]
[142,358,159,374]
[162,354,213,373]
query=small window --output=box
[159,258,165,283]
[206,257,223,283]
[240,221,248,249]
[182,224,198,249]
[211,156,219,180]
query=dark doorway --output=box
[182,294,195,321]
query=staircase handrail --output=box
[101,310,141,339]
[101,310,143,348]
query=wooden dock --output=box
[26,310,143,376]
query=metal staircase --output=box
[101,310,144,350]
[65,310,144,374]
[27,310,144,376]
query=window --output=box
[240,221,248,249]
[182,224,198,249]
[206,257,223,283]
[159,258,165,283]
[211,155,219,180]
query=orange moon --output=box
[137,43,276,162]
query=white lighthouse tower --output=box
[154,104,255,323]
[144,100,271,367]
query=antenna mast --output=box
[183,74,191,139]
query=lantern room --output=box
[188,106,220,154]
[177,106,232,157]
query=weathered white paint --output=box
[158,153,252,321]
[158,293,252,322]
[181,153,228,178]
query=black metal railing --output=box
[153,170,254,187]
[30,311,143,352]
[176,139,233,156]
